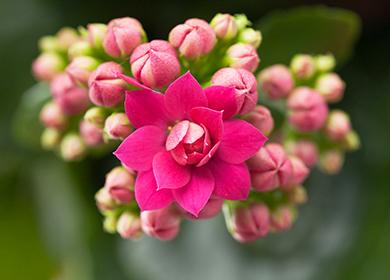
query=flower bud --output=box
[38,36,61,53]
[270,205,295,232]
[234,14,251,30]
[184,197,224,220]
[169,18,216,59]
[56,27,79,49]
[32,52,65,81]
[60,133,86,161]
[87,23,107,49]
[244,105,274,135]
[130,40,180,88]
[210,13,238,40]
[258,64,294,99]
[104,113,133,140]
[319,150,344,175]
[226,43,259,72]
[325,110,351,141]
[50,74,90,115]
[95,187,116,211]
[283,156,309,189]
[238,28,262,48]
[228,203,270,243]
[343,130,360,151]
[104,166,135,204]
[68,41,93,60]
[41,128,61,150]
[103,215,117,234]
[40,101,67,130]
[315,54,336,73]
[116,212,143,240]
[286,140,319,168]
[79,120,103,147]
[290,54,316,80]
[247,143,293,192]
[66,56,99,85]
[103,17,145,58]
[211,67,258,114]
[141,207,181,241]
[315,73,345,103]
[84,107,108,127]
[287,87,328,132]
[286,186,307,205]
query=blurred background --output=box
[1,0,390,279]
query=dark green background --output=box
[1,0,389,279]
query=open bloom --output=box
[114,72,267,216]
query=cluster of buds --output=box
[32,14,359,243]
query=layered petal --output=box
[190,107,224,142]
[204,85,238,119]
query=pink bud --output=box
[286,186,307,205]
[32,53,65,81]
[60,133,86,161]
[287,87,328,132]
[87,23,107,48]
[290,54,316,80]
[319,150,344,175]
[50,74,90,115]
[116,212,143,240]
[130,40,180,88]
[283,156,309,189]
[184,197,224,220]
[66,56,99,85]
[169,18,216,59]
[244,105,274,135]
[211,67,258,114]
[79,120,103,147]
[103,17,145,58]
[247,143,293,192]
[316,73,345,103]
[141,207,181,241]
[95,187,116,211]
[40,101,67,130]
[104,166,135,204]
[88,62,126,107]
[270,205,295,232]
[226,43,259,72]
[325,110,351,141]
[230,203,270,243]
[258,64,294,99]
[286,140,319,168]
[56,27,80,49]
[210,13,238,40]
[104,113,133,140]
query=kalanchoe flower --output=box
[319,149,344,175]
[66,56,99,85]
[247,143,293,192]
[79,120,103,147]
[211,67,258,115]
[88,62,127,107]
[40,101,67,130]
[316,73,345,103]
[258,65,294,100]
[114,72,266,216]
[32,52,65,81]
[210,13,238,40]
[325,110,351,141]
[116,212,143,240]
[183,197,224,220]
[104,166,135,204]
[60,133,86,161]
[244,105,274,136]
[287,87,328,132]
[51,74,90,115]
[41,128,61,150]
[169,18,216,59]
[130,40,180,88]
[95,187,116,211]
[103,17,145,58]
[238,28,262,48]
[87,23,107,49]
[290,54,316,80]
[104,113,133,140]
[286,140,319,168]
[141,206,181,241]
[283,156,309,189]
[270,205,295,232]
[228,203,270,243]
[226,43,259,72]
[68,41,93,60]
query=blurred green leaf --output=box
[256,6,361,68]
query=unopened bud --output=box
[104,166,135,204]
[325,110,351,141]
[87,23,107,49]
[319,149,345,175]
[244,105,274,135]
[286,186,307,205]
[234,14,251,30]
[283,156,309,189]
[40,101,67,130]
[258,64,294,99]
[270,205,295,232]
[343,130,360,151]
[66,56,99,85]
[41,128,61,150]
[290,54,316,80]
[316,73,345,103]
[68,41,93,60]
[103,215,117,234]
[141,207,181,241]
[116,212,143,240]
[286,140,319,168]
[184,197,224,220]
[56,27,80,49]
[226,43,259,72]
[210,13,238,40]
[60,133,86,161]
[84,107,108,127]
[79,120,103,147]
[104,113,133,140]
[32,52,65,81]
[95,187,116,211]
[238,28,262,48]
[315,54,336,73]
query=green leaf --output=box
[256,6,361,68]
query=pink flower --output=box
[104,113,133,140]
[315,73,345,103]
[88,62,126,107]
[226,43,259,72]
[183,197,224,220]
[103,17,145,58]
[79,120,103,147]
[114,72,267,216]
[287,87,328,132]
[211,67,258,115]
[258,64,294,99]
[130,40,180,88]
[169,18,216,59]
[244,105,274,135]
[247,143,293,192]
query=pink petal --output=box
[218,120,267,164]
[135,170,174,211]
[204,85,238,119]
[152,151,191,190]
[182,122,205,144]
[208,157,250,200]
[190,107,224,142]
[114,126,165,171]
[164,72,207,120]
[170,144,188,165]
[125,89,171,129]
[165,120,189,151]
[117,73,155,92]
[173,166,214,217]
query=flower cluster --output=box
[32,14,359,242]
